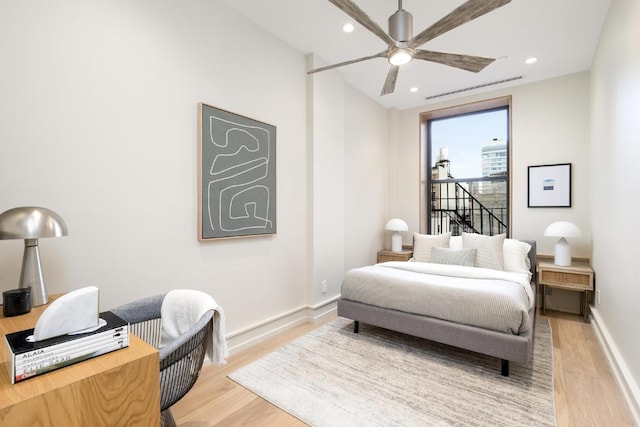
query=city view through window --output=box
[430,109,508,179]
[428,108,509,236]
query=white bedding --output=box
[340,262,534,335]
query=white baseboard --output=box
[590,307,640,425]
[225,296,339,355]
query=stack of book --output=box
[3,311,129,384]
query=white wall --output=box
[308,55,388,303]
[0,0,309,336]
[388,72,592,258]
[343,84,388,267]
[0,0,307,330]
[589,0,640,420]
[0,0,388,351]
[308,55,345,303]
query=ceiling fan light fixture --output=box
[389,8,413,42]
[314,0,512,97]
[389,48,413,66]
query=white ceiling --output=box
[224,0,611,110]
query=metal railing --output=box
[430,176,508,236]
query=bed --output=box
[337,233,537,376]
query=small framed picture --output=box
[527,163,571,208]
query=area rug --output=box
[229,317,555,427]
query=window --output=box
[419,97,511,236]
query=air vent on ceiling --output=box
[424,75,524,101]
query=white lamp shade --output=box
[385,218,408,232]
[544,221,581,266]
[543,221,581,238]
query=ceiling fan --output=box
[308,0,511,96]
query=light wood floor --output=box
[171,310,634,427]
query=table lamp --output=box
[385,218,408,252]
[0,207,68,306]
[544,221,581,266]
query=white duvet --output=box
[340,261,534,335]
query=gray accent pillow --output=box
[430,247,477,267]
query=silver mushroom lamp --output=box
[0,207,68,306]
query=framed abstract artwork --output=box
[527,163,571,208]
[198,103,276,240]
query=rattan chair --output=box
[112,294,213,427]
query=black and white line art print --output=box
[198,103,276,240]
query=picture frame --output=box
[198,103,276,240]
[527,163,571,208]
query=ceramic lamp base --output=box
[391,232,403,252]
[554,237,572,266]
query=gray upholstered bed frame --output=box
[337,240,537,377]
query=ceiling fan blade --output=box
[307,51,387,74]
[414,50,495,73]
[328,0,394,46]
[409,0,511,48]
[380,65,400,96]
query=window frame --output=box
[419,96,513,236]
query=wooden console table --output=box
[0,295,160,426]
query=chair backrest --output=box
[129,317,163,349]
[112,295,214,411]
[159,310,213,411]
[112,294,164,348]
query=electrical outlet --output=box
[321,280,327,294]
[596,289,601,305]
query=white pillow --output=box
[449,235,463,250]
[503,239,532,274]
[462,233,506,270]
[412,232,451,262]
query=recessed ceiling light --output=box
[342,23,354,33]
[410,87,418,93]
[525,57,538,64]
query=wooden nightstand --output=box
[377,250,413,263]
[538,261,594,322]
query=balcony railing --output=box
[430,176,508,236]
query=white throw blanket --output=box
[160,289,229,365]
